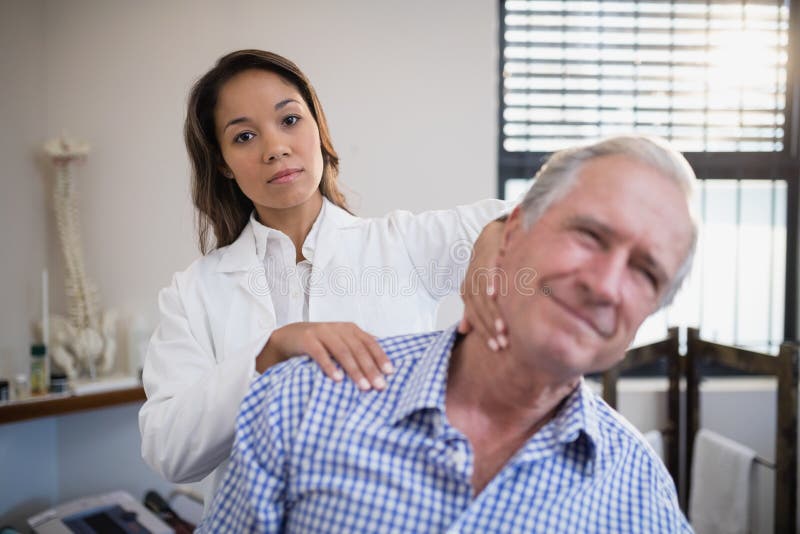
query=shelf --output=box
[0,386,146,425]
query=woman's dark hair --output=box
[185,49,348,254]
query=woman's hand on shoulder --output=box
[459,219,508,352]
[256,322,394,391]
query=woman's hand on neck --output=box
[255,190,323,263]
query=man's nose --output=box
[261,130,290,162]
[579,251,626,305]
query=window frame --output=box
[497,0,800,345]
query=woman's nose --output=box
[262,132,290,162]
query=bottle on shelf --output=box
[30,344,49,395]
[13,373,28,400]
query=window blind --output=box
[502,0,790,153]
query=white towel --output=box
[689,428,756,534]
[643,430,664,461]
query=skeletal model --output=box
[42,136,117,379]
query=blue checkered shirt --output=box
[200,325,691,533]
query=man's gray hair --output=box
[518,135,698,307]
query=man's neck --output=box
[446,332,579,426]
[445,332,580,495]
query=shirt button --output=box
[291,290,300,298]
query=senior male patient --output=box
[200,135,696,533]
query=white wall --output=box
[0,1,57,525]
[0,0,47,380]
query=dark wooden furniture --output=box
[686,327,798,534]
[0,386,146,425]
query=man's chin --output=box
[527,334,604,378]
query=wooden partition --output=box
[686,327,798,534]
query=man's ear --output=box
[499,205,525,260]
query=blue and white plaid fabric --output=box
[200,325,691,533]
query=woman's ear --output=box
[219,166,234,179]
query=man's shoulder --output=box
[243,330,444,418]
[585,389,689,530]
[256,329,440,383]
[589,391,673,478]
[591,392,646,441]
[238,357,322,434]
[378,330,444,362]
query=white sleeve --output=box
[138,274,268,483]
[387,198,514,299]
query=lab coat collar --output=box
[320,197,359,228]
[301,198,360,274]
[215,222,260,274]
[215,197,359,274]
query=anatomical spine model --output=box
[42,136,117,379]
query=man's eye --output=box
[234,132,255,143]
[283,115,300,127]
[578,228,601,244]
[636,265,658,289]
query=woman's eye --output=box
[283,115,300,127]
[234,132,255,143]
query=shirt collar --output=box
[249,211,271,262]
[549,378,602,456]
[248,198,329,263]
[391,325,460,426]
[506,378,602,475]
[390,325,603,468]
[300,198,326,262]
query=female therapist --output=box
[138,49,510,508]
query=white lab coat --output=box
[139,198,508,504]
